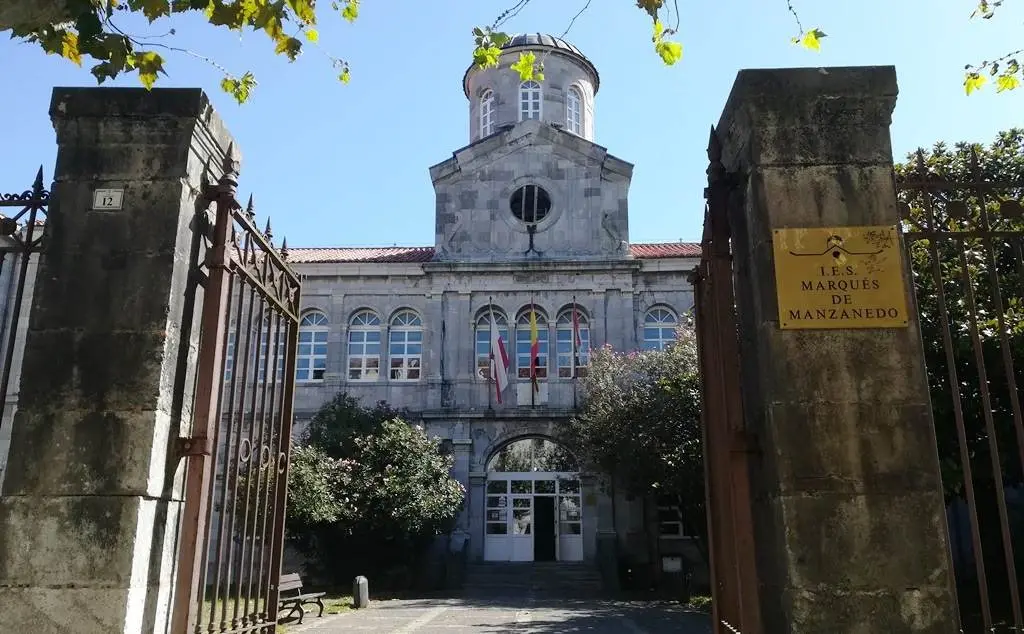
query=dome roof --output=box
[463,32,599,98]
[499,33,587,59]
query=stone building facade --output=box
[285,34,702,578]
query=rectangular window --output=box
[296,329,328,382]
[348,329,381,380]
[389,329,422,380]
[476,325,508,380]
[556,327,590,378]
[516,327,548,379]
[657,495,686,538]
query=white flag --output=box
[489,311,510,403]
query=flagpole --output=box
[572,296,578,410]
[488,297,495,410]
[571,295,577,379]
[530,295,536,408]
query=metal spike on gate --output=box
[245,194,256,222]
[280,237,289,261]
[219,143,240,199]
[264,217,273,241]
[32,166,44,196]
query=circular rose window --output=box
[510,185,551,225]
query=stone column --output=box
[716,67,958,632]
[0,87,235,634]
[450,439,473,540]
[468,472,487,561]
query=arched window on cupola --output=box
[519,81,542,121]
[480,89,495,137]
[566,86,582,135]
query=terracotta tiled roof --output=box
[287,246,436,263]
[286,242,701,264]
[628,242,703,258]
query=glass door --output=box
[509,479,534,561]
[484,480,510,561]
[557,477,583,561]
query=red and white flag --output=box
[489,308,510,403]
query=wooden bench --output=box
[277,573,325,624]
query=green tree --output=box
[2,1,1016,103]
[285,394,465,586]
[561,325,706,566]
[896,128,1024,497]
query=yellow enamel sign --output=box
[772,225,910,330]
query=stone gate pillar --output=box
[715,67,959,632]
[0,88,235,633]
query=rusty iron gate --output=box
[691,129,762,634]
[0,169,47,458]
[172,157,302,633]
[898,143,1024,633]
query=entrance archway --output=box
[483,438,583,562]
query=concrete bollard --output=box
[353,576,369,609]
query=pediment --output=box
[429,119,633,185]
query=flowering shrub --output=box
[562,324,706,555]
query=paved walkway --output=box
[286,596,711,633]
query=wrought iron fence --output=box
[898,147,1024,633]
[172,154,302,634]
[0,168,47,487]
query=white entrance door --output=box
[483,472,582,562]
[510,495,533,561]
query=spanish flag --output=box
[529,305,540,392]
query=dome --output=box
[463,33,600,98]
[500,33,588,59]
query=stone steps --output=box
[462,562,605,597]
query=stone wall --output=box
[0,87,235,634]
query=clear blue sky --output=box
[0,0,1021,247]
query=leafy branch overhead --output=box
[0,0,1018,103]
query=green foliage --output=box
[561,325,706,557]
[896,129,1024,500]
[286,393,464,585]
[1,0,347,101]
[3,0,1015,102]
[686,594,713,613]
[964,1,1022,94]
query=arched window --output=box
[519,81,542,121]
[556,306,590,378]
[347,310,381,380]
[389,310,423,381]
[479,89,495,137]
[516,306,548,379]
[643,307,678,351]
[566,86,582,135]
[486,438,578,472]
[475,308,508,380]
[297,311,329,382]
